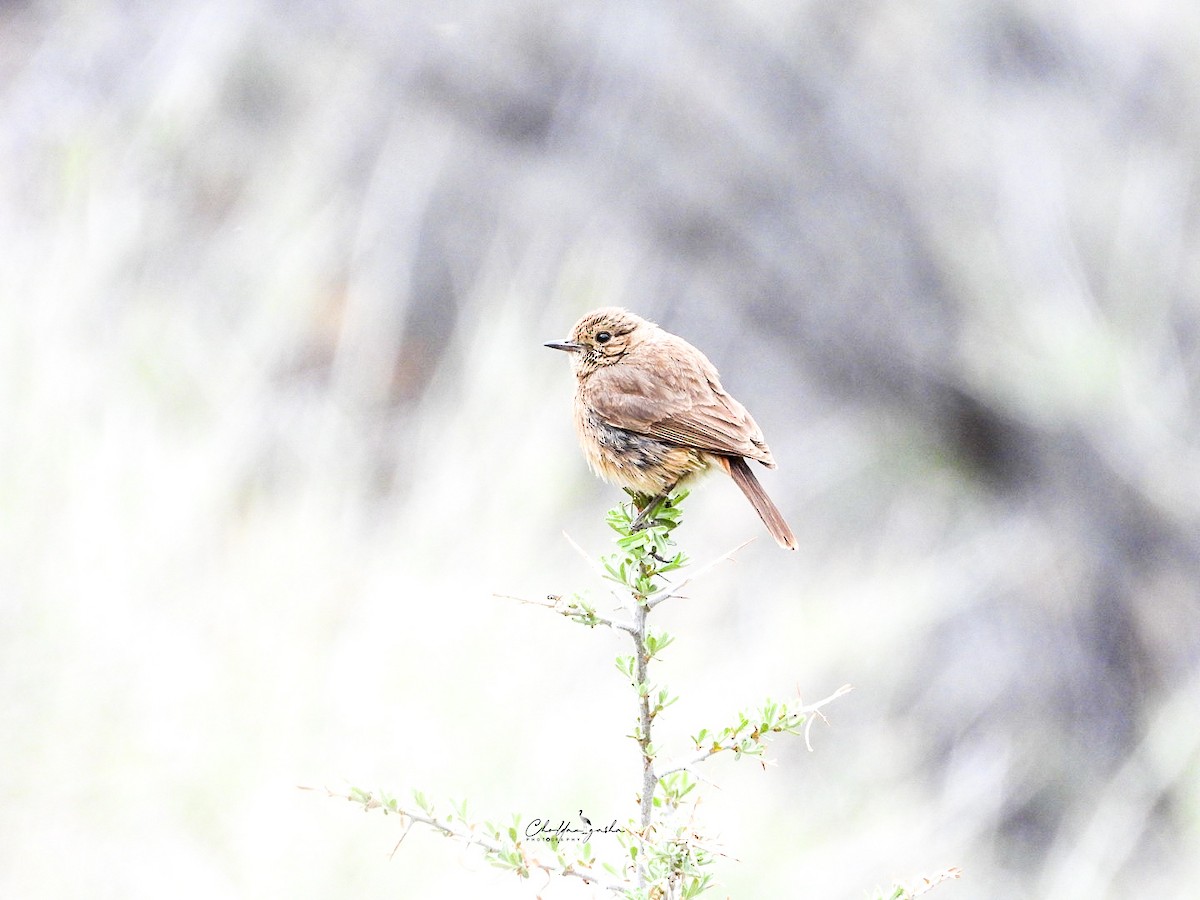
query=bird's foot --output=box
[629,490,673,532]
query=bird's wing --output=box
[582,337,774,465]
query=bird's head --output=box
[544,307,652,378]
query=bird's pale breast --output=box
[573,402,709,495]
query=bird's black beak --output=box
[544,340,584,352]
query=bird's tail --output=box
[723,456,796,550]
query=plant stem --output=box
[634,599,654,832]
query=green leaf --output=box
[412,789,430,814]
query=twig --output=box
[494,592,635,634]
[899,866,963,897]
[298,785,625,892]
[656,684,854,778]
[802,684,853,751]
[646,538,755,610]
[562,529,614,581]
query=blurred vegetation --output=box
[2,1,1199,898]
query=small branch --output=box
[656,752,720,781]
[910,867,962,896]
[494,592,636,634]
[883,866,963,899]
[801,683,853,751]
[657,684,854,778]
[299,785,502,852]
[389,819,415,858]
[562,529,614,580]
[646,538,755,610]
[298,785,625,893]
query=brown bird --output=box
[545,307,796,550]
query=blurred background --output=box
[3,1,1199,897]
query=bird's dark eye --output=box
[596,331,612,344]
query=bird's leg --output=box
[622,488,651,505]
[628,484,677,533]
